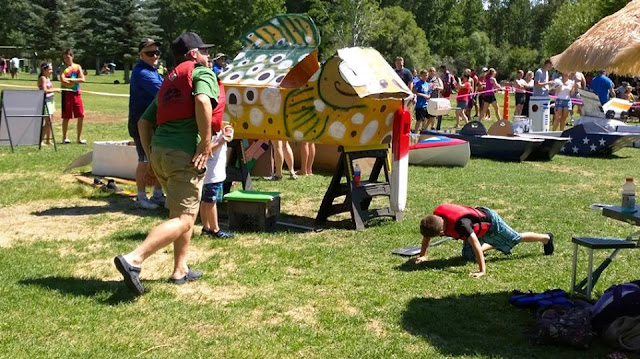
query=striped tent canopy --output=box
[551,0,640,76]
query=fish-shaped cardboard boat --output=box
[219,14,412,148]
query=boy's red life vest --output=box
[157,60,197,126]
[433,203,491,240]
[211,80,225,133]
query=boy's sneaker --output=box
[202,227,234,239]
[212,230,234,239]
[150,193,166,206]
[136,198,159,210]
[62,138,71,144]
[544,233,555,256]
[103,179,121,192]
[263,175,282,181]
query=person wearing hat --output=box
[212,53,226,75]
[114,32,219,295]
[128,38,166,210]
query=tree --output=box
[285,0,312,13]
[460,31,495,70]
[505,46,539,79]
[529,0,570,49]
[541,0,601,57]
[308,0,381,59]
[412,0,465,60]
[460,0,487,37]
[368,6,431,71]
[31,0,82,61]
[156,0,285,64]
[0,0,43,48]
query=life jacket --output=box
[157,60,197,126]
[211,80,225,133]
[433,203,491,240]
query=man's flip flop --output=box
[114,255,144,295]
[170,268,203,285]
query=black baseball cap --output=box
[171,32,214,57]
[138,38,161,52]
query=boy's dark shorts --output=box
[202,182,224,203]
[415,107,430,123]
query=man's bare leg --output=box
[76,117,84,142]
[122,212,195,268]
[171,212,197,279]
[62,118,70,141]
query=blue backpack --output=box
[591,280,640,332]
[509,289,574,309]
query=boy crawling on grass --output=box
[417,203,555,278]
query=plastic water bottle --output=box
[354,164,361,187]
[622,178,636,213]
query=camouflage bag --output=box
[535,305,595,349]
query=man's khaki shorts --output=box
[150,146,205,215]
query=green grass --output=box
[0,81,639,358]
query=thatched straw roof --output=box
[551,0,640,76]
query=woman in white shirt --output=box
[513,70,527,116]
[551,72,576,131]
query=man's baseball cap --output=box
[171,32,214,57]
[138,38,161,52]
[481,67,488,72]
[213,53,226,60]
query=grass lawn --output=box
[1,74,639,358]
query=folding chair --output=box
[0,89,56,152]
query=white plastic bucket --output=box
[427,98,451,116]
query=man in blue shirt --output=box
[212,53,226,75]
[413,69,432,132]
[533,59,554,97]
[394,56,414,91]
[589,70,616,105]
[129,38,165,209]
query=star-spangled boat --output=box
[557,122,640,156]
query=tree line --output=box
[0,0,631,80]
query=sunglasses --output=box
[143,50,161,57]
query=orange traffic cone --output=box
[503,83,510,121]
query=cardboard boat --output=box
[425,121,547,162]
[408,136,470,167]
[556,122,640,156]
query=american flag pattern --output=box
[559,123,640,156]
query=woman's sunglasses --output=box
[143,50,161,57]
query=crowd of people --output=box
[394,56,639,132]
[0,55,21,79]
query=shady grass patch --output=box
[1,89,640,357]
